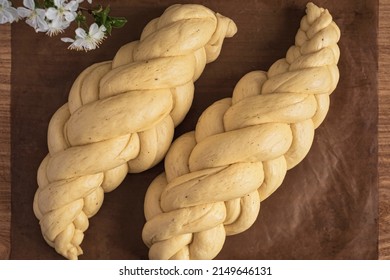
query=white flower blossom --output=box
[0,0,18,24]
[77,0,93,4]
[46,20,66,36]
[0,0,123,52]
[61,23,106,51]
[45,0,78,36]
[17,0,48,32]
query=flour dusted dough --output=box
[143,2,340,260]
[33,4,237,260]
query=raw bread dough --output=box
[33,4,237,260]
[143,2,340,260]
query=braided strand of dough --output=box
[143,2,340,260]
[33,4,237,260]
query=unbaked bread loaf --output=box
[142,2,340,260]
[33,4,237,260]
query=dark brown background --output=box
[1,0,380,259]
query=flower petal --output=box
[91,25,106,41]
[25,16,38,30]
[68,38,85,51]
[36,8,46,18]
[99,25,107,33]
[0,15,8,25]
[1,7,18,23]
[45,8,58,20]
[61,37,75,43]
[75,27,87,39]
[65,1,79,12]
[36,15,49,32]
[23,0,35,10]
[64,11,76,22]
[88,23,99,35]
[54,0,64,8]
[17,7,32,18]
[0,0,10,8]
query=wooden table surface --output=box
[0,1,389,259]
[378,0,390,260]
[0,24,10,259]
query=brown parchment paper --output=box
[10,0,378,259]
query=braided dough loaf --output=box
[143,2,340,260]
[33,4,237,260]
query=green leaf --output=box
[101,5,110,25]
[76,13,87,23]
[105,22,112,35]
[108,16,127,28]
[92,5,111,26]
[43,0,55,8]
[91,4,126,35]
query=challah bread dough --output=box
[143,2,340,260]
[33,4,237,260]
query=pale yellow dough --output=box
[143,2,341,260]
[33,4,237,260]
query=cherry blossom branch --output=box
[0,0,127,51]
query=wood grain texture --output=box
[378,0,390,260]
[0,24,11,259]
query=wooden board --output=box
[1,0,388,259]
[0,24,11,260]
[378,0,390,260]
